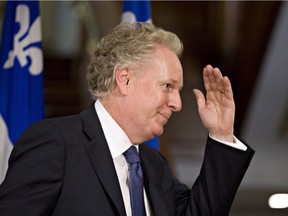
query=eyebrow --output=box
[170,78,183,91]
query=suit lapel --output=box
[139,144,170,216]
[80,104,126,216]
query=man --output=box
[0,23,254,215]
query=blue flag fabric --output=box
[0,0,44,182]
[122,0,152,23]
[121,0,159,150]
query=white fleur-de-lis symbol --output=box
[3,5,43,76]
[121,11,152,24]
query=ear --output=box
[115,67,131,95]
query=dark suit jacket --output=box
[0,104,254,216]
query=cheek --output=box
[135,87,155,104]
[131,83,166,114]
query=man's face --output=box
[125,45,183,143]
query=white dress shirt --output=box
[95,100,152,216]
[94,100,247,216]
[210,135,247,151]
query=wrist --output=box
[209,132,234,143]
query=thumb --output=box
[193,89,205,111]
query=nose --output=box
[168,91,182,112]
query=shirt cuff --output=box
[209,134,247,151]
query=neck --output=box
[100,96,146,145]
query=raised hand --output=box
[193,65,235,142]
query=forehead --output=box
[143,45,183,87]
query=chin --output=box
[152,126,164,137]
[144,124,164,140]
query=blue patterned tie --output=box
[123,146,146,216]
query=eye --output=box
[164,83,172,89]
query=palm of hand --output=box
[193,65,235,142]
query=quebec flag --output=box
[122,0,152,23]
[121,0,159,149]
[0,1,44,183]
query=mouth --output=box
[158,112,171,123]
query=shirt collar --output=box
[94,100,138,159]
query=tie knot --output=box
[123,146,141,165]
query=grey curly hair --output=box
[87,22,183,99]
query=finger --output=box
[203,65,213,92]
[223,76,234,99]
[204,65,223,92]
[208,67,220,91]
[193,89,205,111]
[212,68,225,93]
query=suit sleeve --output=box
[0,120,65,216]
[175,136,255,216]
